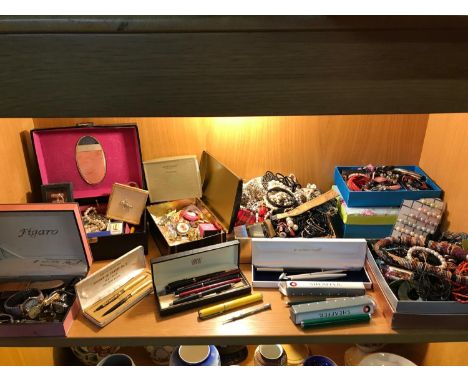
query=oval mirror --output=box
[76,136,106,184]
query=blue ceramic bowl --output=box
[303,355,337,366]
[169,345,220,366]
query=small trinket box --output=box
[106,183,149,225]
[76,246,152,327]
[151,241,251,316]
[144,152,242,255]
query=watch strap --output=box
[4,288,44,318]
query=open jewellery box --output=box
[75,245,152,327]
[30,123,148,260]
[144,152,243,255]
[151,240,250,316]
[334,165,442,207]
[0,203,92,337]
[366,243,468,329]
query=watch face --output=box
[22,298,43,319]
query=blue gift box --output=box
[334,165,442,207]
[332,214,393,239]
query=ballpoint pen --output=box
[94,273,148,312]
[101,280,152,317]
[176,277,242,298]
[222,303,272,324]
[279,270,347,281]
[170,283,234,306]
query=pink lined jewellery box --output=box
[30,123,148,260]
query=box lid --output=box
[0,203,92,280]
[144,155,202,203]
[151,240,240,295]
[31,124,145,200]
[251,238,367,271]
[145,151,242,233]
[75,246,146,310]
[199,151,242,233]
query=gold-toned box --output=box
[144,152,242,255]
[106,183,149,225]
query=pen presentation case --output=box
[75,246,152,327]
[151,240,250,316]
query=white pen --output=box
[279,271,347,281]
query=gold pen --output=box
[93,273,148,312]
[198,292,263,320]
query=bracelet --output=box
[406,246,447,270]
[265,187,297,209]
[374,237,468,286]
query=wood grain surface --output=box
[2,25,468,116]
[32,114,428,191]
[419,114,468,232]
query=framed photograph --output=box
[41,183,74,203]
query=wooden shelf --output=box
[1,238,468,347]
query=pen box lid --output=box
[75,246,146,310]
[251,238,368,270]
[0,203,92,281]
[31,124,145,200]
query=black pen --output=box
[170,283,234,306]
[174,270,241,295]
[165,269,235,293]
[102,281,152,317]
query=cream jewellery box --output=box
[0,203,92,337]
[144,152,243,255]
[75,246,152,327]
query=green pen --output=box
[300,313,370,329]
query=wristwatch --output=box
[4,288,45,319]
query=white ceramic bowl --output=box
[358,352,416,366]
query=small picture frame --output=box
[41,183,74,203]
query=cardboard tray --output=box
[366,244,468,315]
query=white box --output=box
[251,238,372,289]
